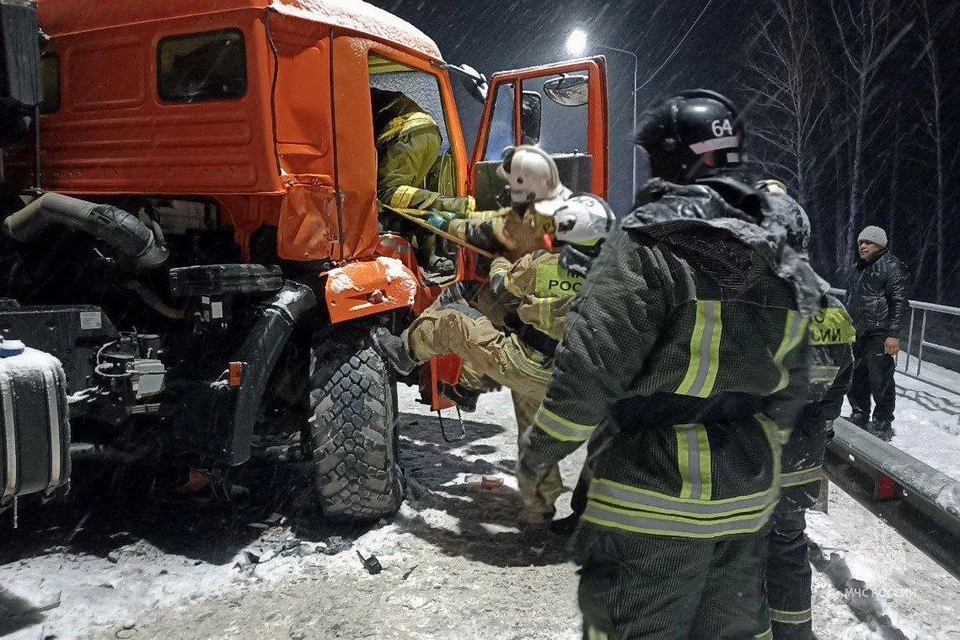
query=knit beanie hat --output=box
[858,226,887,248]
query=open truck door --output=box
[470,57,609,205]
[427,57,609,415]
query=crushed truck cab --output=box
[0,0,608,522]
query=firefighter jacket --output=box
[522,178,821,540]
[448,205,553,262]
[372,89,475,215]
[780,292,855,510]
[488,249,583,344]
[845,250,910,339]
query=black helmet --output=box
[635,90,744,184]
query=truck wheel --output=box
[309,326,403,522]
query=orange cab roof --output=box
[38,0,443,60]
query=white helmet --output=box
[497,145,571,207]
[547,194,615,247]
[754,179,788,195]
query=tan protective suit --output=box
[406,250,584,520]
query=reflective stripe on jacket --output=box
[524,179,818,540]
[779,294,855,509]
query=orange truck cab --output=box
[0,0,608,522]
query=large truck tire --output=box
[309,326,403,522]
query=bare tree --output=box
[742,0,829,262]
[916,0,951,301]
[884,102,912,253]
[828,0,902,264]
[745,0,827,203]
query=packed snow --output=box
[377,256,419,305]
[1,385,958,639]
[325,268,362,295]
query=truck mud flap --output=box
[170,282,316,466]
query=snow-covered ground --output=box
[807,489,960,640]
[0,384,957,639]
[862,360,960,482]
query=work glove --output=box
[425,210,455,231]
[434,195,476,216]
[425,214,451,232]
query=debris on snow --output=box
[1,386,958,640]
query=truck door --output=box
[428,58,608,415]
[470,57,608,208]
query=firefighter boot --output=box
[371,327,420,376]
[438,382,481,413]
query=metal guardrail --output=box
[830,288,960,395]
[825,418,960,581]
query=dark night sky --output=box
[370,0,960,224]
[370,0,752,213]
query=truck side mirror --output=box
[543,75,589,107]
[450,63,488,102]
[0,2,43,145]
[520,91,541,145]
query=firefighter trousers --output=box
[576,527,767,640]
[757,508,812,640]
[406,303,564,519]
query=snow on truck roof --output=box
[37,0,442,60]
[271,0,442,60]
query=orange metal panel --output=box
[271,18,334,177]
[323,257,417,324]
[429,356,462,412]
[40,9,280,196]
[329,34,378,262]
[375,233,417,270]
[277,175,338,261]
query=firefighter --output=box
[517,90,821,638]
[373,182,615,527]
[420,145,579,410]
[755,182,855,640]
[372,87,474,274]
[424,144,564,263]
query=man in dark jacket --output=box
[518,90,820,638]
[845,225,909,441]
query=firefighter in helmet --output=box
[517,90,821,637]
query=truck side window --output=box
[40,53,60,114]
[368,54,455,195]
[528,73,587,156]
[157,30,247,104]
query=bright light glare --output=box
[566,29,587,56]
